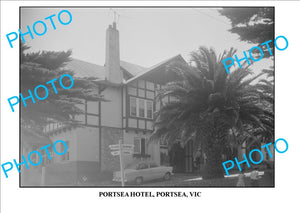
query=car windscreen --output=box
[126,162,149,170]
[137,163,148,170]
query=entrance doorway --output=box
[184,140,193,173]
[169,140,195,173]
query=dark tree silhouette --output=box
[21,43,106,134]
[219,8,274,57]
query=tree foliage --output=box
[219,8,274,57]
[151,46,274,179]
[21,43,106,133]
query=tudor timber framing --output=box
[124,79,156,132]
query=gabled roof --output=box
[64,55,186,85]
[64,58,106,79]
[120,60,147,77]
[125,54,186,85]
[64,58,147,80]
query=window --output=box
[138,99,145,117]
[146,81,154,90]
[138,80,145,88]
[128,86,137,96]
[137,163,148,170]
[134,138,140,153]
[138,89,145,97]
[141,138,146,155]
[134,137,146,155]
[146,100,153,119]
[130,97,137,116]
[129,97,153,119]
[146,91,154,99]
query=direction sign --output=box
[122,144,134,149]
[122,150,133,155]
[110,150,133,156]
[111,150,120,156]
[122,148,134,153]
[109,144,121,150]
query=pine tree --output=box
[21,43,106,134]
[219,8,274,57]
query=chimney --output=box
[105,22,123,84]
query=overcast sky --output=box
[21,7,273,72]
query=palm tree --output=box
[151,46,274,179]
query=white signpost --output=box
[122,150,133,155]
[109,144,121,150]
[110,150,120,156]
[109,140,134,187]
[122,144,134,149]
[118,140,125,187]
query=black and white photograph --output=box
[19,7,275,187]
[3,1,300,213]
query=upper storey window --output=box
[128,79,155,120]
[146,100,153,119]
[130,96,153,119]
[130,97,137,117]
[138,99,145,117]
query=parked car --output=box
[113,161,173,184]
